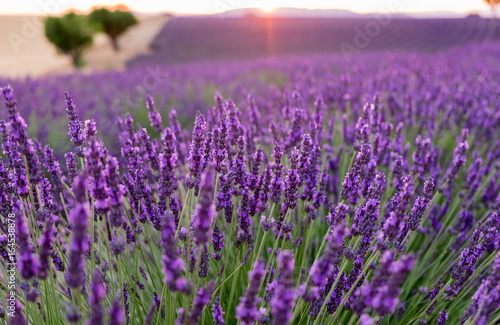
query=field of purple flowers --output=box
[0,42,499,325]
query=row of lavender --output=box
[0,43,499,324]
[1,42,498,157]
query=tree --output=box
[484,0,500,18]
[44,13,94,68]
[89,8,138,51]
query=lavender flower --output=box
[37,217,54,279]
[65,175,89,288]
[88,270,105,325]
[3,86,29,152]
[437,310,448,325]
[44,145,63,192]
[441,129,469,190]
[161,215,190,294]
[309,222,348,296]
[65,92,85,147]
[236,259,265,325]
[187,112,206,191]
[188,281,214,324]
[146,95,163,133]
[270,143,284,203]
[341,145,371,205]
[212,224,225,260]
[269,250,295,325]
[212,295,225,325]
[193,170,215,245]
[16,205,39,279]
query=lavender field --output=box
[130,17,500,66]
[0,28,499,325]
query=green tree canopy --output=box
[44,13,94,68]
[89,8,138,51]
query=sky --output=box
[0,0,493,15]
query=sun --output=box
[260,5,275,13]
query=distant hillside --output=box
[213,7,413,19]
[128,17,500,67]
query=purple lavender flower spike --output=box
[159,127,178,211]
[9,299,28,325]
[460,252,499,324]
[65,175,89,288]
[193,170,215,245]
[309,222,348,295]
[16,204,39,279]
[341,145,371,205]
[236,259,265,325]
[437,310,448,325]
[38,217,54,279]
[269,250,295,325]
[231,136,247,189]
[3,85,29,153]
[139,128,159,171]
[212,224,225,260]
[270,143,284,203]
[441,129,469,191]
[216,172,233,223]
[188,281,214,324]
[88,270,105,325]
[212,295,225,325]
[146,95,163,133]
[213,115,228,173]
[284,147,300,211]
[161,215,190,294]
[248,146,264,191]
[44,145,63,192]
[106,157,125,227]
[65,92,85,147]
[108,299,124,325]
[187,112,206,191]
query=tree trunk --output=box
[111,36,120,52]
[70,52,82,68]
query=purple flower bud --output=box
[161,215,190,294]
[212,224,225,260]
[437,310,448,325]
[88,270,105,325]
[64,92,85,147]
[146,95,163,133]
[187,112,206,191]
[236,259,265,325]
[38,217,54,279]
[108,299,124,325]
[193,170,215,245]
[65,175,89,288]
[139,128,159,171]
[44,145,63,192]
[158,128,178,211]
[341,145,371,205]
[66,152,77,184]
[188,281,214,324]
[270,143,284,203]
[270,250,296,325]
[212,295,225,325]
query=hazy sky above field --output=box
[2,0,493,15]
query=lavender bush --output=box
[0,43,499,325]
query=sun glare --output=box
[260,5,275,13]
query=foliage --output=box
[89,8,138,51]
[44,13,94,68]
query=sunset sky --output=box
[1,0,494,15]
